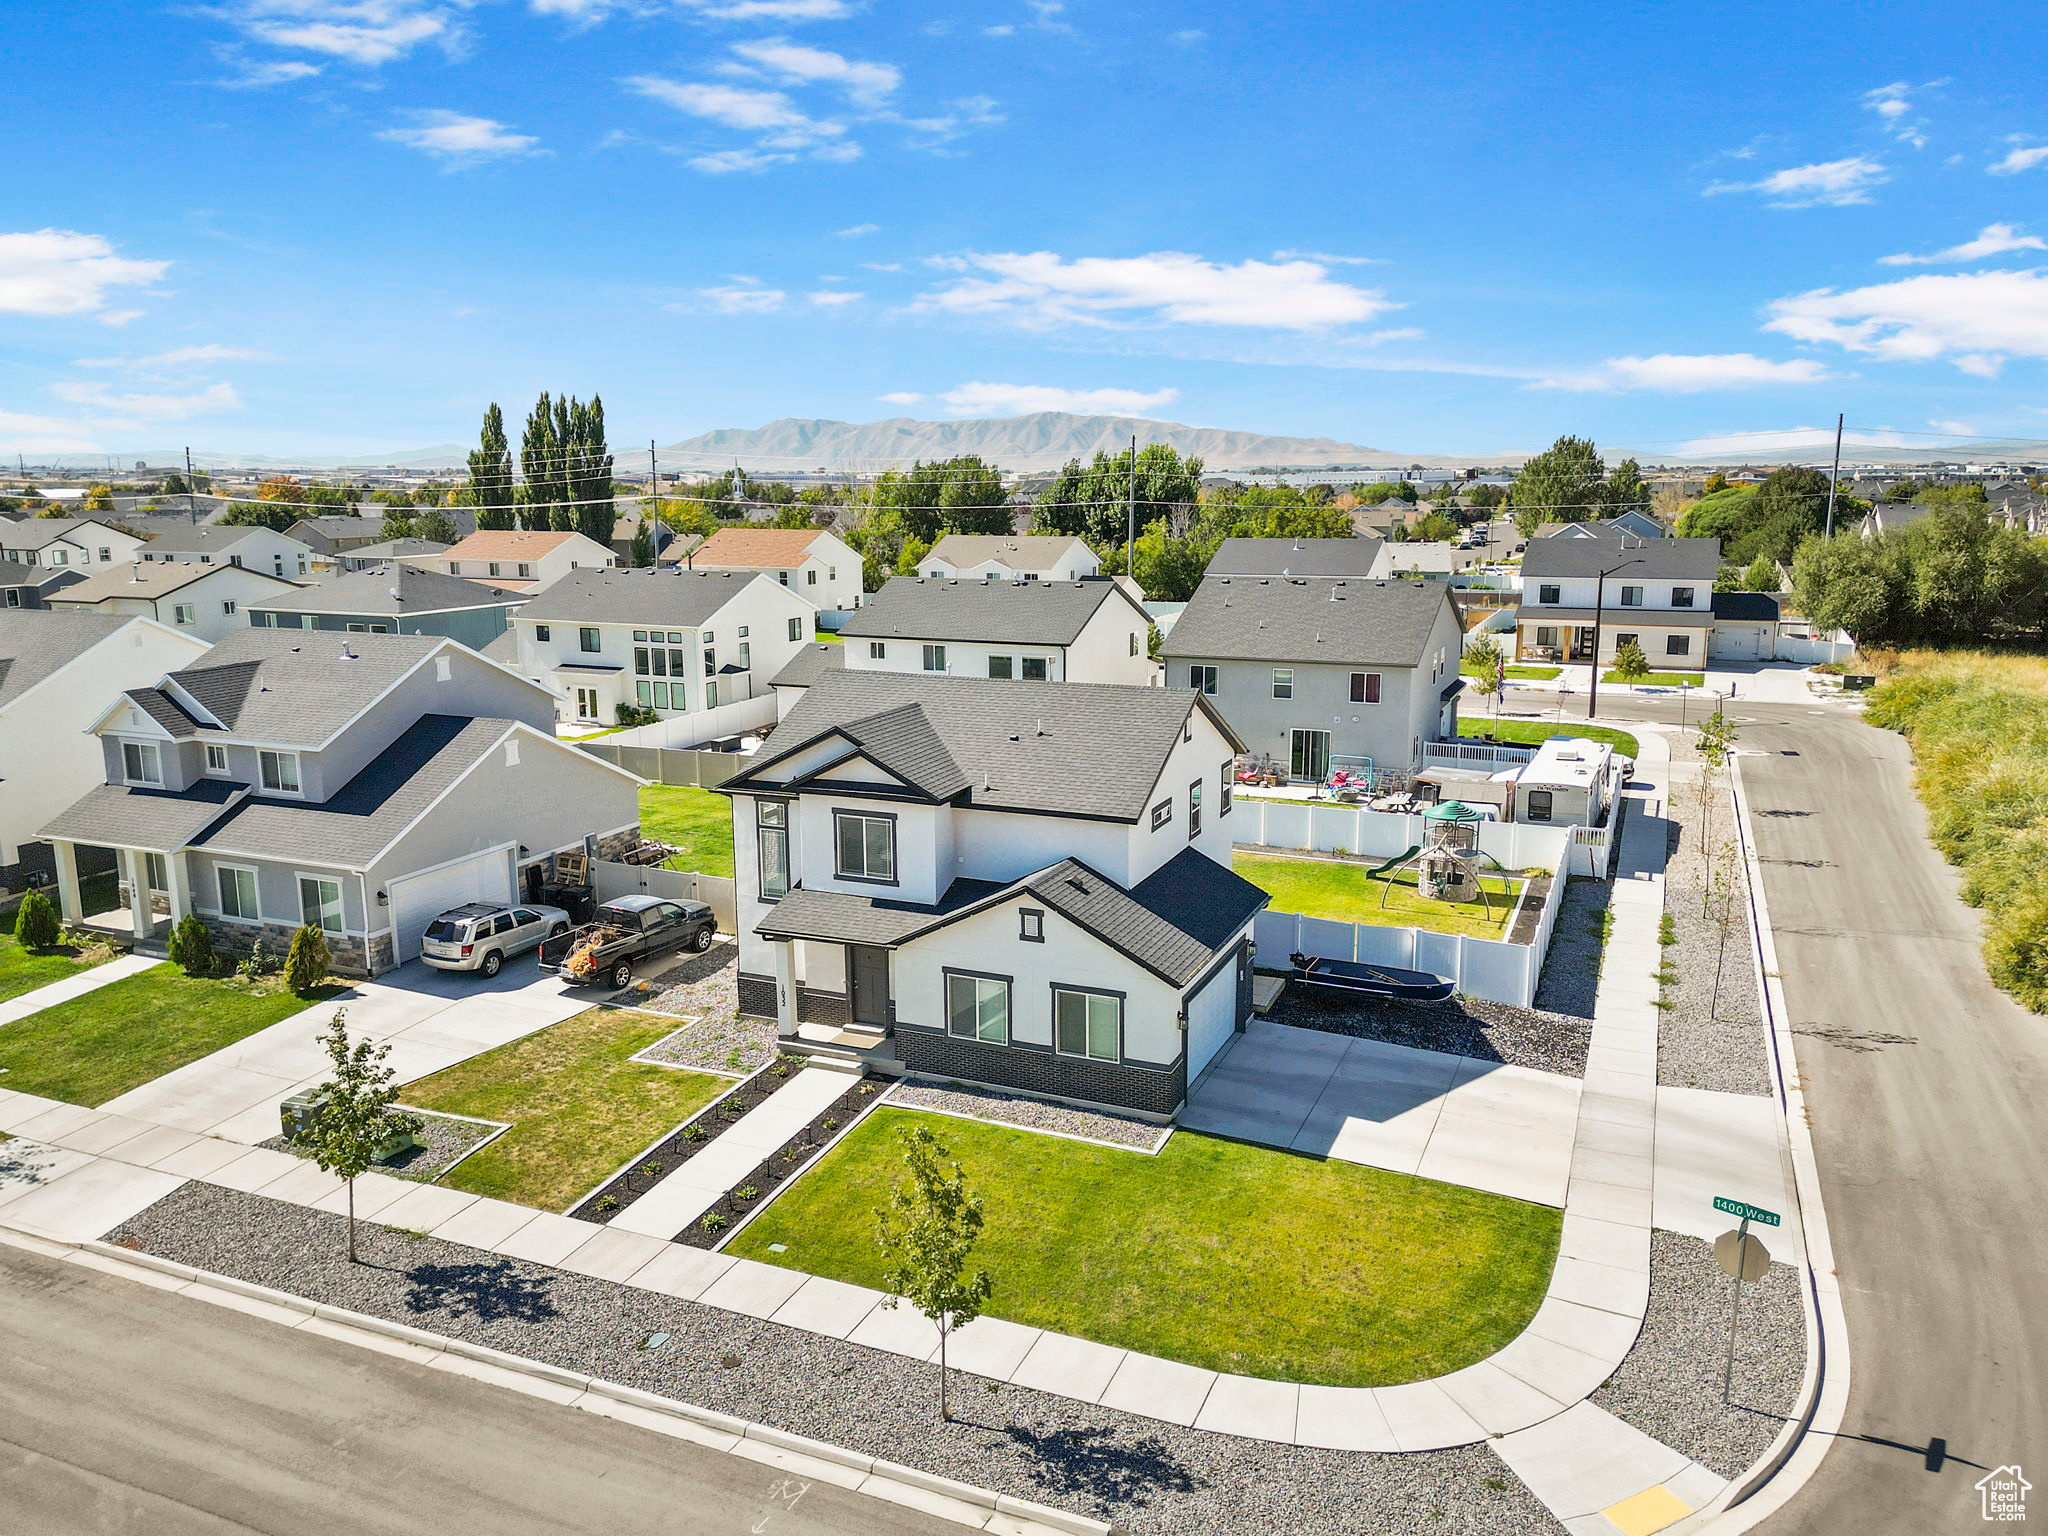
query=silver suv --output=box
[420,902,570,977]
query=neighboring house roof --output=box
[726,670,1234,822]
[770,641,846,689]
[50,561,301,604]
[1161,576,1456,668]
[688,526,836,568]
[924,534,1088,572]
[0,559,59,588]
[345,538,451,562]
[1533,521,1599,538]
[140,524,300,555]
[1,517,127,548]
[1710,591,1781,621]
[39,778,246,855]
[478,629,519,664]
[512,567,765,627]
[440,529,598,562]
[1860,501,1933,535]
[1206,537,1384,577]
[0,610,130,709]
[839,576,1144,646]
[250,563,517,617]
[288,516,381,541]
[1518,535,1721,580]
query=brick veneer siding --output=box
[198,915,379,977]
[738,971,777,1018]
[797,985,850,1029]
[592,826,642,862]
[894,1025,1186,1118]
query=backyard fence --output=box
[593,694,778,750]
[1772,633,1856,665]
[580,744,747,788]
[592,859,739,934]
[1231,800,1578,874]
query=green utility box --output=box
[278,1090,423,1164]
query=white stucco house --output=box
[718,669,1268,1117]
[135,523,317,580]
[46,560,303,643]
[684,526,863,615]
[922,534,1100,583]
[433,529,618,594]
[1513,536,1722,668]
[0,517,148,572]
[832,576,1155,691]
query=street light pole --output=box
[1586,556,1643,722]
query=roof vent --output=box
[1035,719,1047,737]
[339,643,357,661]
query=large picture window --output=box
[834,810,896,883]
[122,741,162,785]
[259,750,301,794]
[1054,988,1120,1062]
[946,972,1009,1044]
[757,800,790,900]
[299,875,344,933]
[216,865,259,921]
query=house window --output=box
[1272,668,1294,699]
[705,680,719,708]
[1535,626,1559,648]
[788,617,803,641]
[737,641,751,669]
[122,741,161,785]
[1615,632,1639,650]
[1524,789,1555,823]
[1188,779,1203,839]
[757,800,790,900]
[869,642,886,660]
[1672,586,1696,608]
[50,549,69,566]
[99,547,111,562]
[259,750,301,794]
[1619,585,1644,607]
[1021,657,1049,681]
[834,811,896,883]
[516,563,531,578]
[1666,635,1692,657]
[145,852,168,889]
[1019,908,1044,943]
[1129,632,1139,656]
[988,655,1014,679]
[222,600,237,615]
[1189,664,1217,694]
[922,644,947,671]
[778,572,789,585]
[536,624,551,642]
[216,865,259,921]
[488,562,502,577]
[703,645,717,675]
[299,875,344,934]
[204,744,229,774]
[1151,798,1173,830]
[1054,987,1120,1062]
[1538,583,1561,604]
[172,603,196,625]
[806,568,818,586]
[1219,762,1234,815]
[578,626,601,653]
[946,972,1009,1044]
[1350,672,1381,704]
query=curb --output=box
[0,1223,1112,1536]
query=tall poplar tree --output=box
[519,392,563,531]
[468,403,517,531]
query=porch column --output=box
[164,851,193,925]
[52,841,82,923]
[122,848,150,935]
[772,938,799,1040]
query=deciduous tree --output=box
[873,1124,993,1422]
[302,1014,421,1264]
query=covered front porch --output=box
[51,840,182,946]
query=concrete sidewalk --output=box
[0,952,160,1028]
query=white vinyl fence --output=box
[1773,633,1856,665]
[598,693,778,750]
[1232,800,1577,874]
[592,859,739,934]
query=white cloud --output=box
[0,409,114,454]
[862,261,904,271]
[729,39,900,107]
[1537,353,1838,392]
[378,111,540,164]
[1880,222,2047,266]
[807,290,862,306]
[835,223,879,238]
[1170,28,1205,44]
[984,24,1014,35]
[913,250,1393,331]
[1928,417,1976,434]
[214,56,324,87]
[695,280,786,313]
[530,0,616,17]
[878,392,924,405]
[1863,80,1938,147]
[235,2,457,66]
[1705,156,1889,207]
[48,380,241,419]
[1676,425,1956,456]
[0,229,167,319]
[682,0,852,17]
[1765,268,2048,376]
[74,344,270,370]
[1024,0,1073,33]
[1989,140,2048,176]
[628,75,853,169]
[934,382,1181,417]
[1271,248,1381,266]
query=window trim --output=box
[214,861,262,924]
[258,748,303,796]
[122,740,163,786]
[921,643,947,672]
[204,743,230,775]
[1665,634,1692,657]
[1018,907,1044,943]
[578,626,602,654]
[868,641,885,660]
[987,654,1014,680]
[1188,663,1217,695]
[1188,779,1203,840]
[1271,667,1294,699]
[1150,798,1173,831]
[944,967,1011,1045]
[831,808,899,886]
[1618,584,1644,608]
[756,798,791,901]
[1671,586,1696,608]
[297,872,345,934]
[1051,984,1124,1063]
[1537,583,1561,605]
[1349,670,1382,704]
[1219,762,1234,815]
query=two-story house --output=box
[247,564,524,648]
[135,523,317,580]
[0,517,148,572]
[1512,536,1721,667]
[286,515,390,560]
[685,526,863,614]
[1206,536,1388,579]
[718,670,1268,1118]
[0,612,212,899]
[1161,576,1466,782]
[340,537,452,572]
[37,630,641,972]
[836,577,1155,688]
[922,534,1099,583]
[433,529,617,594]
[0,560,85,610]
[46,560,302,643]
[500,567,817,727]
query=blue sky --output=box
[4,0,2046,462]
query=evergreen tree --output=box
[519,392,563,531]
[1606,458,1650,512]
[379,507,418,541]
[468,403,518,531]
[167,912,215,976]
[1509,435,1609,535]
[414,506,459,544]
[565,394,615,546]
[1741,553,1779,591]
[284,924,330,995]
[629,522,654,567]
[12,889,60,951]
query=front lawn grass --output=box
[1456,713,1642,762]
[0,963,341,1107]
[1600,669,1704,688]
[0,932,105,1006]
[1233,850,1523,940]
[639,784,734,878]
[730,1108,1560,1386]
[1462,658,1560,681]
[400,1006,726,1211]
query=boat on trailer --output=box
[1287,953,1456,1003]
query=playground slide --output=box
[1365,846,1421,877]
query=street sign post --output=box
[1714,1196,1777,1402]
[1712,1196,1780,1227]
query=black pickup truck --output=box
[536,893,716,989]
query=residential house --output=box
[1707,590,1781,661]
[136,523,316,580]
[46,561,302,644]
[37,629,641,972]
[287,516,388,559]
[718,670,1268,1117]
[1161,576,1466,781]
[247,564,524,648]
[1205,536,1387,578]
[685,526,863,614]
[1512,536,1721,667]
[0,517,148,572]
[1534,512,1665,540]
[341,537,451,572]
[0,612,212,898]
[838,577,1155,687]
[1858,501,1934,539]
[433,529,617,594]
[502,567,816,727]
[0,559,84,610]
[1378,541,1491,578]
[921,534,1100,583]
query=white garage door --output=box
[1712,624,1761,661]
[1185,955,1242,1084]
[387,847,517,963]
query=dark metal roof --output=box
[1206,537,1384,578]
[838,576,1144,646]
[1710,591,1781,621]
[39,778,244,853]
[1161,575,1456,668]
[1517,535,1721,580]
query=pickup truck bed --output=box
[536,894,716,988]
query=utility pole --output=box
[1125,433,1138,566]
[648,440,659,567]
[184,446,197,522]
[1823,412,1845,537]
[1586,556,1643,721]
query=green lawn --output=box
[1456,713,1642,762]
[730,1108,1560,1387]
[1601,669,1705,688]
[1233,851,1523,939]
[638,784,734,877]
[0,964,340,1107]
[1462,658,1561,681]
[813,630,844,645]
[400,1006,726,1211]
[0,932,105,1007]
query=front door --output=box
[1290,728,1331,782]
[573,687,599,721]
[848,944,891,1029]
[1572,626,1596,660]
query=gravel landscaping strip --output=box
[114,1182,1562,1536]
[1266,987,1591,1078]
[885,1079,1170,1152]
[1593,1229,1805,1479]
[261,1108,505,1184]
[626,943,780,1077]
[1533,874,1614,1022]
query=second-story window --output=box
[1672,586,1696,608]
[788,617,803,641]
[1538,583,1561,604]
[1021,657,1048,681]
[922,644,947,671]
[1272,668,1294,699]
[737,641,751,669]
[1189,664,1217,694]
[1219,762,1234,815]
[1151,798,1173,830]
[205,744,229,774]
[834,811,896,883]
[1188,779,1203,839]
[122,741,161,785]
[536,624,551,642]
[989,655,1014,679]
[869,641,885,659]
[756,800,790,900]
[259,750,301,794]
[1619,585,1644,607]
[579,626,601,653]
[1350,671,1381,703]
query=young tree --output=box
[12,889,61,951]
[302,1013,421,1264]
[1463,636,1506,734]
[874,1123,993,1422]
[629,521,654,567]
[167,912,215,976]
[1611,638,1652,684]
[1693,708,1740,917]
[1705,834,1745,1019]
[284,923,331,995]
[1741,553,1779,592]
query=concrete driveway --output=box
[99,958,594,1144]
[1180,1018,1581,1206]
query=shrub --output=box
[12,889,61,951]
[735,1184,760,1202]
[700,1211,727,1232]
[284,923,330,995]
[167,913,215,977]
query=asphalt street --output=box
[0,1243,962,1536]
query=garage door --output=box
[386,847,517,963]
[1186,953,1242,1083]
[1712,624,1760,661]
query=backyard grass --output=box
[730,1107,1561,1386]
[639,784,735,877]
[400,1006,727,1211]
[0,932,105,1006]
[1456,713,1642,762]
[1601,669,1704,688]
[1233,850,1523,939]
[0,964,341,1107]
[1462,658,1561,681]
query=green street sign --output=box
[1714,1196,1781,1227]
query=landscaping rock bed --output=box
[684,1073,887,1248]
[885,1079,1169,1152]
[1593,1229,1806,1479]
[619,943,780,1077]
[112,1182,1565,1536]
[1268,986,1591,1077]
[261,1108,504,1185]
[1533,874,1614,1021]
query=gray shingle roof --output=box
[511,567,762,628]
[0,517,125,547]
[0,611,130,709]
[1518,535,1721,580]
[754,877,1008,947]
[38,778,245,854]
[1161,575,1456,668]
[49,561,298,604]
[1207,537,1384,577]
[123,686,205,738]
[153,628,449,746]
[250,564,515,617]
[770,641,845,688]
[923,534,1089,572]
[345,538,451,561]
[140,524,305,555]
[838,576,1142,646]
[829,701,971,799]
[728,670,1228,822]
